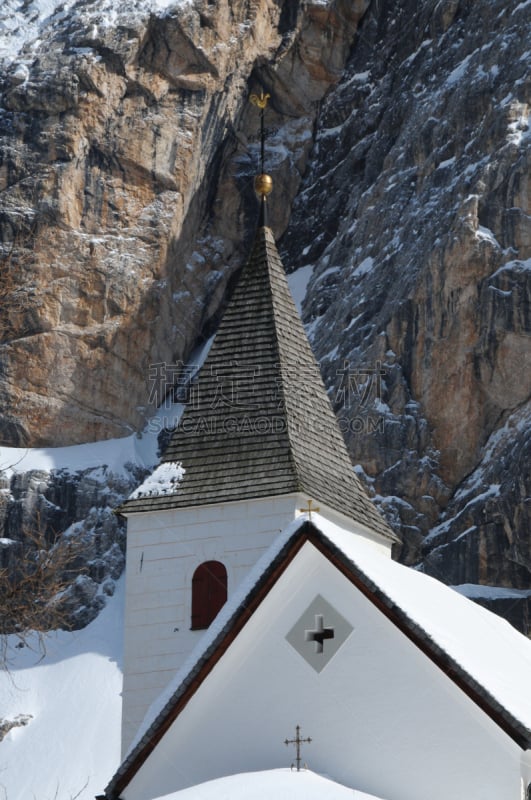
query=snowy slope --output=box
[0,335,212,479]
[153,769,386,800]
[0,338,213,799]
[0,580,124,800]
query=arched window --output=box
[191,561,227,630]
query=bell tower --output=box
[118,92,397,755]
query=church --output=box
[100,108,531,800]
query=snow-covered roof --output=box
[128,462,185,499]
[318,515,531,733]
[105,514,531,798]
[151,768,387,800]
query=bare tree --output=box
[0,516,86,668]
[0,777,90,800]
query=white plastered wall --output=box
[120,494,392,755]
[123,541,521,800]
[121,493,298,754]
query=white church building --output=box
[100,173,531,800]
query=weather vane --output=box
[249,89,273,201]
[250,90,270,173]
[284,724,312,771]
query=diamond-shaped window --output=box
[285,594,354,673]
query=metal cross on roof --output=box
[299,498,320,520]
[284,724,312,772]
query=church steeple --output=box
[135,226,394,542]
[119,94,397,755]
[120,94,395,545]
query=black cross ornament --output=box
[284,724,312,771]
[305,614,335,654]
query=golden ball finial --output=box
[254,173,273,197]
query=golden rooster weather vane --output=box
[250,89,273,199]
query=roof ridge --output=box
[256,227,304,495]
[260,227,394,540]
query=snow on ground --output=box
[0,336,213,483]
[0,393,185,480]
[0,411,177,485]
[152,769,386,800]
[0,435,151,480]
[453,583,531,600]
[0,579,124,800]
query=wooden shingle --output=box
[120,225,396,544]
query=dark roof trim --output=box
[308,534,531,750]
[105,522,530,797]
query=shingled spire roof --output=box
[121,214,395,544]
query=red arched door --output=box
[191,561,228,630]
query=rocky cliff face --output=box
[0,0,530,628]
[0,465,132,629]
[0,0,366,446]
[280,0,531,585]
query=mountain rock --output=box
[279,0,531,596]
[0,0,366,446]
[0,0,530,627]
[0,463,144,630]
